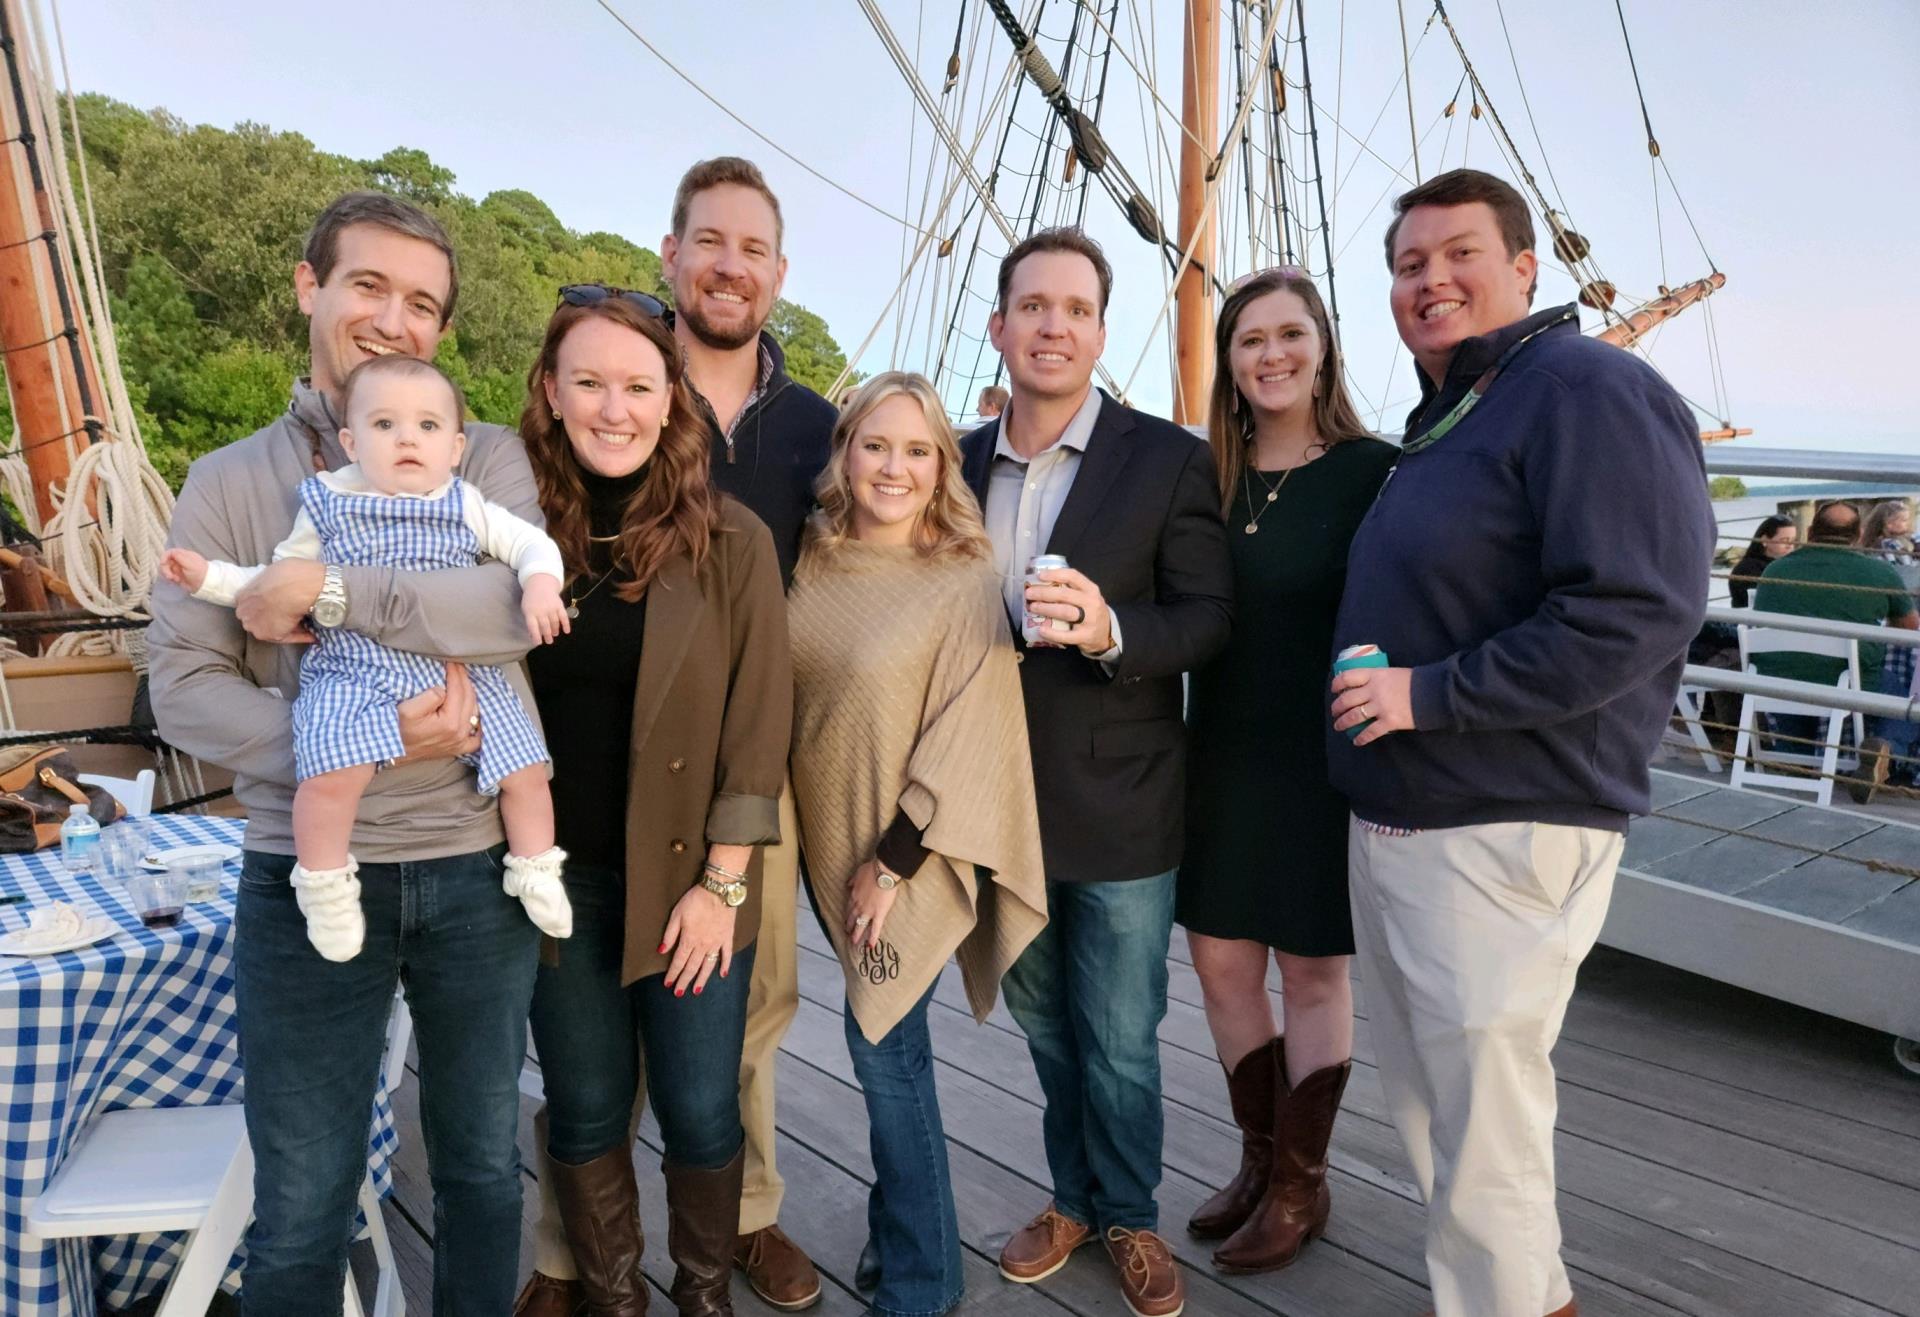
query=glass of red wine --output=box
[126,869,189,929]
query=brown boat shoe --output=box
[733,1224,822,1310]
[511,1271,585,1317]
[998,1204,1093,1283]
[1105,1226,1185,1317]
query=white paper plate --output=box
[0,914,122,956]
[140,844,242,873]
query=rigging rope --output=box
[591,0,938,240]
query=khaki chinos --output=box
[1348,817,1621,1317]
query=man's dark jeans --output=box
[529,864,753,1169]
[234,846,539,1317]
[1000,870,1176,1232]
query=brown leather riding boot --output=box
[550,1147,649,1316]
[1212,1057,1351,1273]
[1188,1037,1281,1239]
[664,1148,745,1316]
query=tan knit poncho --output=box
[788,540,1048,1044]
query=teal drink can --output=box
[1333,643,1389,740]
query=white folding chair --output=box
[79,769,157,817]
[1672,685,1724,773]
[1730,627,1864,807]
[27,994,412,1317]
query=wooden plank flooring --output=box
[368,893,1920,1316]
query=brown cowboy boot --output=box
[664,1148,745,1316]
[1212,1057,1351,1273]
[549,1147,649,1316]
[1188,1037,1281,1239]
[513,1271,587,1317]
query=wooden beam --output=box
[1173,0,1218,424]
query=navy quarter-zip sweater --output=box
[1327,304,1712,833]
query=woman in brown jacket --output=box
[519,286,791,1317]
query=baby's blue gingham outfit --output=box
[290,476,548,793]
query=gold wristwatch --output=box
[700,872,748,908]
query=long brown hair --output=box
[798,371,990,576]
[519,299,717,600]
[1205,269,1374,511]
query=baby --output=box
[159,354,572,960]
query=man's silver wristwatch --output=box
[311,566,349,629]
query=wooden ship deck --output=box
[364,880,1920,1316]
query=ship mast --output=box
[0,0,108,527]
[1596,271,1726,350]
[1173,0,1218,423]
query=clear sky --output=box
[52,0,1919,455]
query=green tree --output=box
[55,95,856,486]
[1709,476,1748,500]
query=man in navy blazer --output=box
[962,227,1232,1317]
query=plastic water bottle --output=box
[60,803,101,874]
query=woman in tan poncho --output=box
[789,371,1046,1317]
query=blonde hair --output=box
[799,371,990,573]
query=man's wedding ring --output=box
[1359,703,1373,720]
[1070,604,1087,626]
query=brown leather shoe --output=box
[732,1224,821,1310]
[665,1149,746,1316]
[549,1147,648,1316]
[998,1204,1093,1283]
[1105,1226,1185,1317]
[1188,1037,1280,1239]
[513,1271,587,1317]
[1213,1058,1350,1274]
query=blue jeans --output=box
[1872,658,1920,780]
[1000,871,1176,1232]
[234,846,539,1317]
[529,864,753,1168]
[845,977,963,1317]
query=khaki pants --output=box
[529,787,803,1275]
[1348,818,1620,1317]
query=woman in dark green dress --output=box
[1178,268,1396,1274]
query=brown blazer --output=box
[591,496,791,985]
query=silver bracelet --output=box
[703,860,749,883]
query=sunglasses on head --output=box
[1228,264,1309,294]
[557,283,668,318]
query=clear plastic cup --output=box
[126,869,189,929]
[170,854,223,903]
[96,827,146,884]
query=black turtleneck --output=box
[527,461,651,872]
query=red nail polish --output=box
[694,985,704,995]
[675,987,684,998]
[657,943,668,954]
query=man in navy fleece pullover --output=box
[1326,170,1710,1317]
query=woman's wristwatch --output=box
[700,862,748,908]
[874,862,901,891]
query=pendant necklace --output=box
[1241,440,1325,535]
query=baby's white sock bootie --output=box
[503,846,572,938]
[290,857,365,962]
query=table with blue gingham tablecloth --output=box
[1,814,398,1317]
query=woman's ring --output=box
[704,951,719,962]
[854,914,872,927]
[467,714,481,732]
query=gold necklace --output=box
[566,569,616,620]
[1241,440,1328,535]
[1242,462,1296,535]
